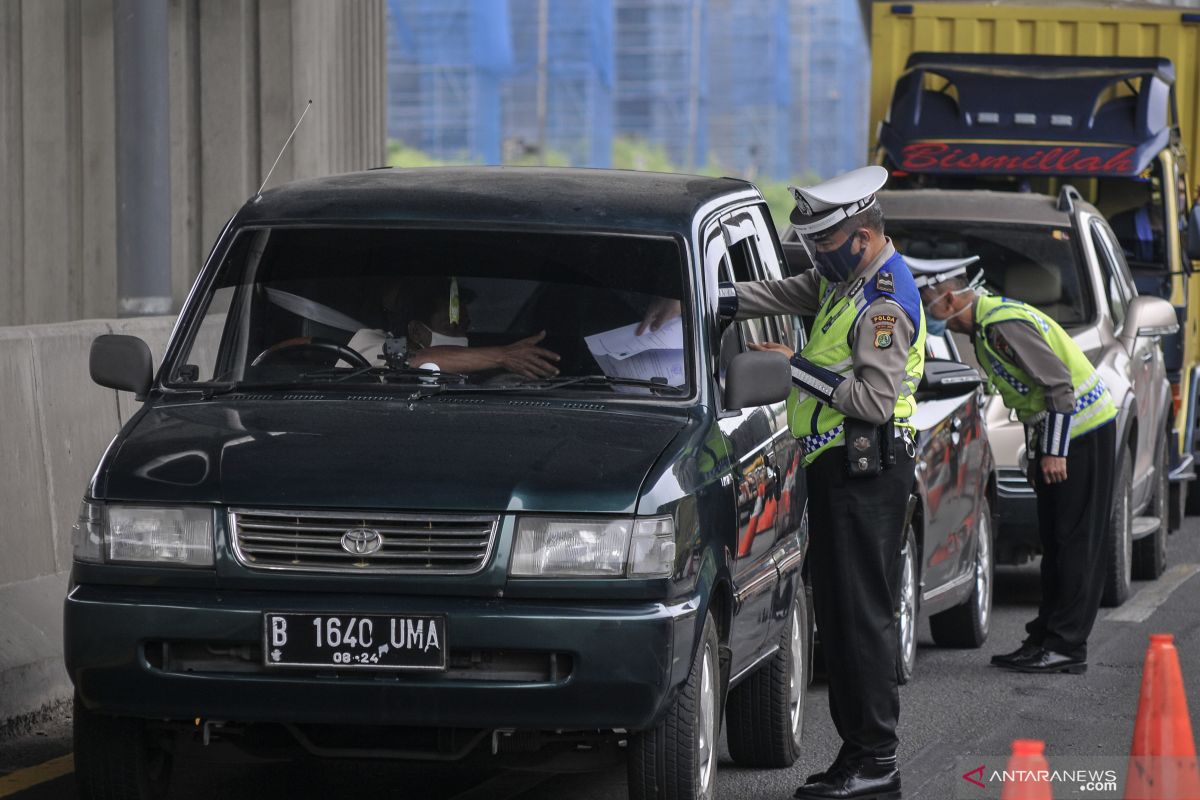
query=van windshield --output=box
[888,222,1094,327]
[166,226,691,398]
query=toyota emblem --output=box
[341,528,383,556]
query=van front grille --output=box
[229,509,498,575]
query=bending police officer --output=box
[911,256,1117,674]
[721,166,924,800]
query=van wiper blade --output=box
[526,374,686,395]
[300,365,469,385]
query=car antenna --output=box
[254,99,312,202]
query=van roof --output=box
[877,189,1093,227]
[239,167,757,235]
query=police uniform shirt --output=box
[978,307,1075,416]
[731,239,915,425]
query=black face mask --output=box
[812,232,864,283]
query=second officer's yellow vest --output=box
[973,295,1117,438]
[789,252,926,465]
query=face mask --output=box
[811,232,863,283]
[925,314,947,337]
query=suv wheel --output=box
[74,694,172,800]
[930,498,993,647]
[726,579,809,767]
[895,522,919,685]
[1132,436,1169,580]
[628,611,721,800]
[1102,447,1134,607]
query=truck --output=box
[868,2,1200,519]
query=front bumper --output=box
[995,467,1039,563]
[65,584,698,731]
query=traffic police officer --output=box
[719,166,923,800]
[911,256,1118,675]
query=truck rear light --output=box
[1171,383,1183,419]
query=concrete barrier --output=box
[0,316,175,726]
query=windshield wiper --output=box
[299,364,469,385]
[519,374,687,395]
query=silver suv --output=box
[875,187,1178,606]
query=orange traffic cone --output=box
[1125,634,1200,800]
[1001,739,1053,800]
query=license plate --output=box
[263,613,447,671]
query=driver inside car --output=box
[343,275,562,379]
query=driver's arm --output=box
[410,331,561,379]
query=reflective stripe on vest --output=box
[788,252,926,465]
[973,295,1118,440]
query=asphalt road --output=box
[4,519,1199,800]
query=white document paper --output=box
[585,319,685,387]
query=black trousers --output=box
[806,444,915,763]
[1024,421,1116,660]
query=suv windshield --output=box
[167,226,691,397]
[888,222,1094,327]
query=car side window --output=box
[1091,218,1133,331]
[747,204,800,351]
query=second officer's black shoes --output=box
[794,758,901,800]
[994,646,1087,674]
[989,642,1041,667]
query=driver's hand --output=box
[637,298,682,335]
[748,341,795,359]
[499,331,561,379]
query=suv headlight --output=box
[72,501,215,567]
[511,516,676,578]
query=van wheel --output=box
[1133,437,1169,580]
[930,498,993,648]
[74,694,172,800]
[1102,448,1134,607]
[895,522,919,685]
[726,580,808,768]
[628,611,720,800]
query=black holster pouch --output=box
[845,417,882,478]
[845,417,896,478]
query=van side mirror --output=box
[90,334,154,398]
[918,358,983,399]
[1189,205,1200,262]
[1121,295,1179,351]
[724,351,791,409]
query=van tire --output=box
[726,580,808,768]
[628,612,720,800]
[895,522,919,685]
[74,694,172,800]
[1102,447,1134,607]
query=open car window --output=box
[166,226,692,398]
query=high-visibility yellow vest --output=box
[790,252,926,465]
[974,295,1117,450]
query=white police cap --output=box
[906,255,982,289]
[789,165,889,235]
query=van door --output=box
[706,218,779,672]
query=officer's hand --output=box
[1040,455,1068,484]
[498,331,561,379]
[637,298,682,335]
[748,341,795,359]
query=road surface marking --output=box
[0,754,73,798]
[1105,563,1200,623]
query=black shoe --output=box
[989,642,1041,667]
[794,760,901,799]
[995,646,1087,675]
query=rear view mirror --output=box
[90,335,154,398]
[918,358,982,399]
[1189,205,1200,262]
[724,351,791,409]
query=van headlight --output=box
[73,501,215,567]
[510,516,676,578]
